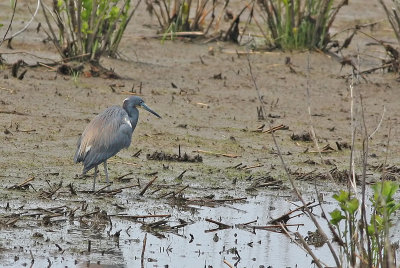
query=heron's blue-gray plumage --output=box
[74,96,161,190]
[74,105,138,173]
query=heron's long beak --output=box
[141,103,162,119]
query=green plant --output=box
[330,181,400,267]
[72,70,80,86]
[146,0,229,38]
[330,190,359,265]
[256,0,348,49]
[368,181,400,265]
[41,0,141,62]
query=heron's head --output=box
[123,96,162,118]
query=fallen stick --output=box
[5,218,19,226]
[112,214,171,219]
[38,62,57,70]
[141,233,147,268]
[307,143,335,153]
[9,177,34,189]
[251,124,265,132]
[255,181,282,188]
[221,49,279,55]
[0,86,16,93]
[339,63,392,78]
[170,219,189,229]
[188,197,247,203]
[158,185,189,199]
[139,176,158,196]
[156,31,205,38]
[240,219,257,225]
[223,260,234,268]
[243,164,263,170]
[269,201,315,224]
[194,149,240,158]
[0,110,28,116]
[230,163,243,169]
[262,124,289,133]
[94,184,140,196]
[35,205,67,213]
[214,197,246,202]
[114,172,134,181]
[40,184,62,199]
[196,102,209,107]
[205,218,231,229]
[93,184,110,194]
[251,223,304,229]
[18,129,36,133]
[176,170,187,180]
[175,185,189,195]
[157,191,174,199]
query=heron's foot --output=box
[76,173,90,179]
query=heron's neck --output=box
[124,106,139,129]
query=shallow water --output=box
[1,175,400,268]
[2,190,342,268]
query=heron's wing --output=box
[74,106,133,171]
[73,135,82,163]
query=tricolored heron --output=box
[74,96,161,191]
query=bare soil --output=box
[1,0,400,267]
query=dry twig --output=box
[139,176,158,196]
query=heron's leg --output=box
[103,161,110,188]
[93,166,98,191]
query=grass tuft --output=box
[41,0,141,62]
[256,0,348,50]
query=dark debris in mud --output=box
[139,217,192,238]
[371,164,400,181]
[57,63,84,75]
[269,201,317,225]
[291,131,312,142]
[7,177,35,191]
[167,194,247,209]
[11,59,28,80]
[303,229,326,247]
[0,204,109,231]
[253,124,289,133]
[373,164,400,174]
[245,175,284,191]
[292,167,360,184]
[57,62,120,79]
[335,141,351,150]
[146,151,203,162]
[328,168,360,184]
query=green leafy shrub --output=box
[145,0,230,37]
[330,181,400,267]
[41,0,141,62]
[256,0,348,49]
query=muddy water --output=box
[3,176,399,268]
[4,187,399,268]
[0,188,339,267]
